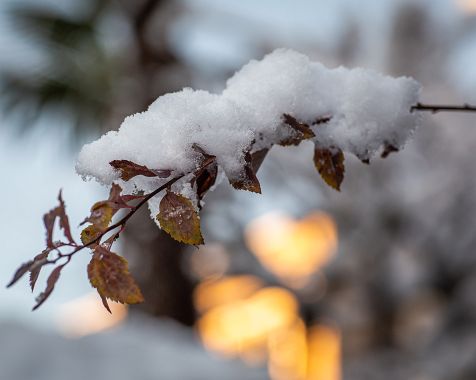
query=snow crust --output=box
[76,48,421,191]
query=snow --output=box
[76,48,421,204]
[0,316,265,380]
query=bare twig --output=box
[412,103,476,114]
[46,174,184,266]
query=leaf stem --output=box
[47,174,185,265]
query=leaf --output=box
[279,114,315,146]
[157,191,204,245]
[381,142,399,158]
[194,163,218,204]
[313,145,345,191]
[7,252,49,288]
[190,144,218,204]
[32,264,65,311]
[88,246,144,312]
[29,252,50,291]
[7,261,35,288]
[80,184,142,245]
[57,191,75,244]
[43,190,75,247]
[81,224,103,245]
[110,160,172,181]
[229,152,262,193]
[192,143,216,169]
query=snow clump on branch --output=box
[76,48,421,191]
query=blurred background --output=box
[1,0,476,379]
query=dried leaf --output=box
[190,144,218,203]
[7,252,49,288]
[157,191,204,245]
[192,143,216,169]
[250,148,269,173]
[194,163,218,203]
[7,261,35,288]
[32,264,65,311]
[313,145,345,191]
[80,224,103,245]
[110,160,172,181]
[229,152,261,193]
[80,184,142,245]
[57,191,75,244]
[88,246,144,311]
[279,114,315,146]
[43,190,75,247]
[29,252,49,291]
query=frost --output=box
[76,48,421,203]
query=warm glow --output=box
[245,212,338,287]
[197,285,298,361]
[307,325,341,380]
[194,275,264,313]
[57,292,127,338]
[268,319,308,380]
[456,0,476,13]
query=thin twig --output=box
[46,174,184,265]
[412,103,476,114]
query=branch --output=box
[412,103,476,114]
[50,174,185,265]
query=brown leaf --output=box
[194,163,218,203]
[110,160,172,181]
[7,261,35,288]
[157,191,204,245]
[190,144,218,203]
[229,152,261,193]
[43,190,75,247]
[192,143,216,169]
[29,252,50,291]
[313,145,345,191]
[250,148,269,173]
[57,191,75,244]
[7,252,49,288]
[88,246,144,312]
[32,264,65,311]
[279,114,315,146]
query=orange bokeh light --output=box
[58,292,127,338]
[457,0,476,13]
[245,212,338,287]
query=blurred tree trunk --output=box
[121,0,196,326]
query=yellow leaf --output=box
[157,191,204,245]
[88,247,144,311]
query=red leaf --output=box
[110,160,172,181]
[29,252,50,291]
[7,252,49,288]
[43,190,75,248]
[32,264,65,311]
